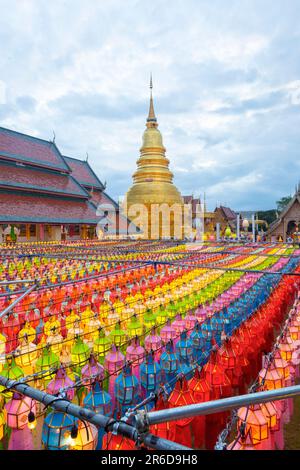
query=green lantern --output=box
[0,357,24,400]
[143,309,157,331]
[156,305,168,326]
[109,321,127,349]
[36,347,60,385]
[127,315,143,339]
[166,300,177,320]
[71,337,91,372]
[93,329,111,363]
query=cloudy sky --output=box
[0,0,300,210]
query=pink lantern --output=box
[104,345,125,404]
[5,392,37,450]
[5,392,36,430]
[81,354,105,390]
[46,367,75,401]
[185,314,197,331]
[126,338,145,380]
[144,328,162,361]
[160,321,177,344]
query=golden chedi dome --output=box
[124,78,183,239]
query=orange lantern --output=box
[237,403,269,445]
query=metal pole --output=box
[252,213,256,243]
[0,284,36,319]
[236,213,240,241]
[216,223,221,242]
[0,376,191,451]
[145,385,300,425]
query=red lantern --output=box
[167,376,195,448]
[188,367,210,448]
[102,433,136,450]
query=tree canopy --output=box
[276,196,292,213]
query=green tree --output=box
[276,196,292,213]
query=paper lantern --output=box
[126,338,145,379]
[71,337,91,371]
[81,354,104,389]
[172,315,186,337]
[42,411,77,450]
[188,367,210,448]
[156,306,168,326]
[160,321,177,344]
[0,410,4,441]
[104,346,125,401]
[167,376,195,448]
[15,338,37,375]
[127,315,143,338]
[140,353,162,398]
[166,300,178,320]
[102,432,136,450]
[115,362,139,413]
[228,430,256,450]
[35,347,60,385]
[93,329,111,361]
[109,322,127,348]
[83,381,112,416]
[0,358,25,399]
[0,333,6,372]
[144,328,162,359]
[176,330,193,364]
[71,421,98,451]
[46,368,75,401]
[143,309,157,330]
[237,404,269,445]
[258,364,285,390]
[160,341,179,382]
[185,313,197,330]
[5,393,36,430]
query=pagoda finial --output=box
[204,192,207,213]
[147,73,157,125]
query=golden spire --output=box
[147,73,157,125]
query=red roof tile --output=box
[0,162,87,198]
[64,156,104,189]
[0,192,99,224]
[0,127,70,172]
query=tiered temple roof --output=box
[0,126,128,232]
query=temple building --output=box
[267,184,300,242]
[124,79,184,239]
[0,126,131,242]
[214,206,238,234]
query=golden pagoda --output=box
[124,78,183,239]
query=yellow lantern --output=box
[0,410,4,441]
[0,333,6,373]
[15,338,38,375]
[71,421,98,450]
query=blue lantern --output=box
[41,410,78,450]
[114,363,139,417]
[160,341,179,385]
[177,360,195,381]
[84,381,112,449]
[176,330,193,364]
[140,353,161,403]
